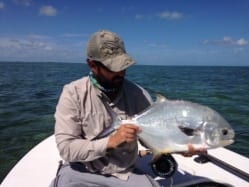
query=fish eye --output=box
[222,129,228,135]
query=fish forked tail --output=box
[93,109,122,139]
[94,104,139,139]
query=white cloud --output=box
[158,11,183,20]
[0,37,54,51]
[39,5,57,16]
[0,35,85,62]
[28,34,51,40]
[60,33,88,38]
[0,1,5,9]
[143,40,168,48]
[0,35,56,62]
[202,36,249,47]
[135,10,184,21]
[236,38,249,46]
[223,36,233,44]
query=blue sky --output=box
[0,0,248,66]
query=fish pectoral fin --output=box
[178,125,197,136]
[155,94,168,103]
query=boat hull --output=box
[1,135,249,187]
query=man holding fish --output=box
[50,30,233,187]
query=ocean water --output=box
[0,62,248,182]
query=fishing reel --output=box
[151,154,178,178]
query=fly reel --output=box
[151,154,178,178]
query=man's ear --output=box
[87,59,98,73]
[87,59,94,67]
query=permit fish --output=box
[99,94,235,160]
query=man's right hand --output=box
[107,124,141,149]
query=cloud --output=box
[39,5,57,16]
[236,38,249,46]
[28,34,51,40]
[0,37,54,51]
[157,11,183,20]
[0,2,5,9]
[135,10,184,21]
[13,0,32,6]
[202,36,249,46]
[0,35,85,62]
[60,33,88,38]
[143,40,168,49]
[0,36,55,62]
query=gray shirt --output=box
[54,76,152,180]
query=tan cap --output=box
[87,30,136,72]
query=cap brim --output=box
[102,53,136,72]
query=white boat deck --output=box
[1,135,249,187]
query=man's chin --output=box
[113,80,123,88]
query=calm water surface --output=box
[0,62,248,182]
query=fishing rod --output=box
[192,129,249,182]
[195,153,249,182]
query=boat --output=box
[1,135,249,187]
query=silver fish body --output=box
[121,95,235,155]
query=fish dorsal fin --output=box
[155,94,167,103]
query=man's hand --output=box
[107,124,141,149]
[181,144,207,157]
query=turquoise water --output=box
[0,62,248,182]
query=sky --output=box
[0,0,249,66]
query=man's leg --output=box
[50,163,160,187]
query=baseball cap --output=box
[86,30,136,72]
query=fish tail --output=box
[94,110,122,139]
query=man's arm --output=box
[54,85,109,162]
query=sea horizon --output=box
[1,61,249,67]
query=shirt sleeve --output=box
[54,84,109,162]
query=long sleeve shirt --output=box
[54,76,152,180]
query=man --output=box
[51,30,160,187]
